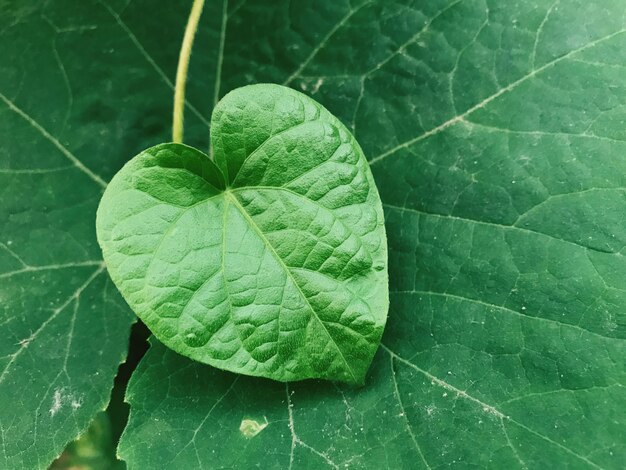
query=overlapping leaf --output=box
[96,85,388,383]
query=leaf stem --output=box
[173,0,206,143]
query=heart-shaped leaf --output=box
[96,84,388,384]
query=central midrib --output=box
[224,190,358,382]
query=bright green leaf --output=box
[118,0,626,468]
[96,84,389,384]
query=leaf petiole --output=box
[172,0,206,143]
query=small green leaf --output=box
[96,84,389,384]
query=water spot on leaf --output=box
[239,417,268,438]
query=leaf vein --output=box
[0,91,107,188]
[369,27,626,164]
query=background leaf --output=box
[1,0,625,468]
[117,0,626,468]
[0,0,195,467]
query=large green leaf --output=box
[2,0,625,468]
[0,0,204,467]
[96,84,388,384]
[118,0,626,468]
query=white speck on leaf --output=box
[50,389,62,416]
[49,388,83,416]
[311,78,324,94]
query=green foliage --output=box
[97,84,388,384]
[1,0,625,468]
[50,412,124,470]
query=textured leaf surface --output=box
[0,0,200,467]
[119,0,626,468]
[96,84,388,384]
[2,0,625,467]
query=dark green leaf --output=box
[118,0,626,468]
[0,0,196,466]
[2,0,625,468]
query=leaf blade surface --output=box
[97,84,389,384]
[118,0,626,467]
